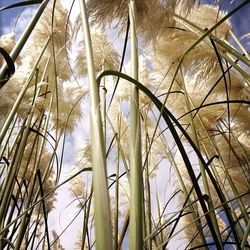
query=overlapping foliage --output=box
[0,0,249,249]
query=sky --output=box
[204,0,250,48]
[1,0,250,36]
[0,1,38,36]
[0,0,249,249]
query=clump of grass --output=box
[0,0,249,249]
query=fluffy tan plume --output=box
[75,33,120,77]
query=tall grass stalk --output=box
[78,0,113,249]
[0,112,33,249]
[0,0,50,87]
[128,1,143,249]
[179,73,223,248]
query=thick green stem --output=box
[78,1,113,250]
[144,130,152,250]
[129,1,143,249]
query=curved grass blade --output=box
[97,70,243,248]
[209,36,231,149]
[0,167,92,236]
[108,16,130,110]
[0,0,42,12]
[178,99,250,122]
[0,47,15,85]
[56,94,86,183]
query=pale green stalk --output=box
[146,190,247,246]
[0,167,92,236]
[222,53,250,84]
[189,100,249,225]
[0,120,25,244]
[218,124,249,226]
[114,142,120,250]
[155,208,213,250]
[152,4,249,245]
[174,12,250,67]
[155,181,164,245]
[0,115,18,178]
[15,143,56,250]
[179,70,223,248]
[173,12,250,83]
[198,125,248,233]
[118,210,130,249]
[14,82,50,249]
[100,66,107,145]
[0,0,50,88]
[31,57,51,168]
[0,111,33,248]
[211,35,250,67]
[144,130,152,250]
[0,57,50,237]
[129,1,143,249]
[49,13,60,141]
[241,220,250,249]
[229,30,250,60]
[0,37,51,146]
[15,63,60,249]
[114,111,122,250]
[106,115,130,179]
[14,133,39,250]
[0,67,46,209]
[82,186,93,249]
[78,1,113,249]
[102,84,107,146]
[150,112,208,247]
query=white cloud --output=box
[49,183,82,249]
[2,6,37,39]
